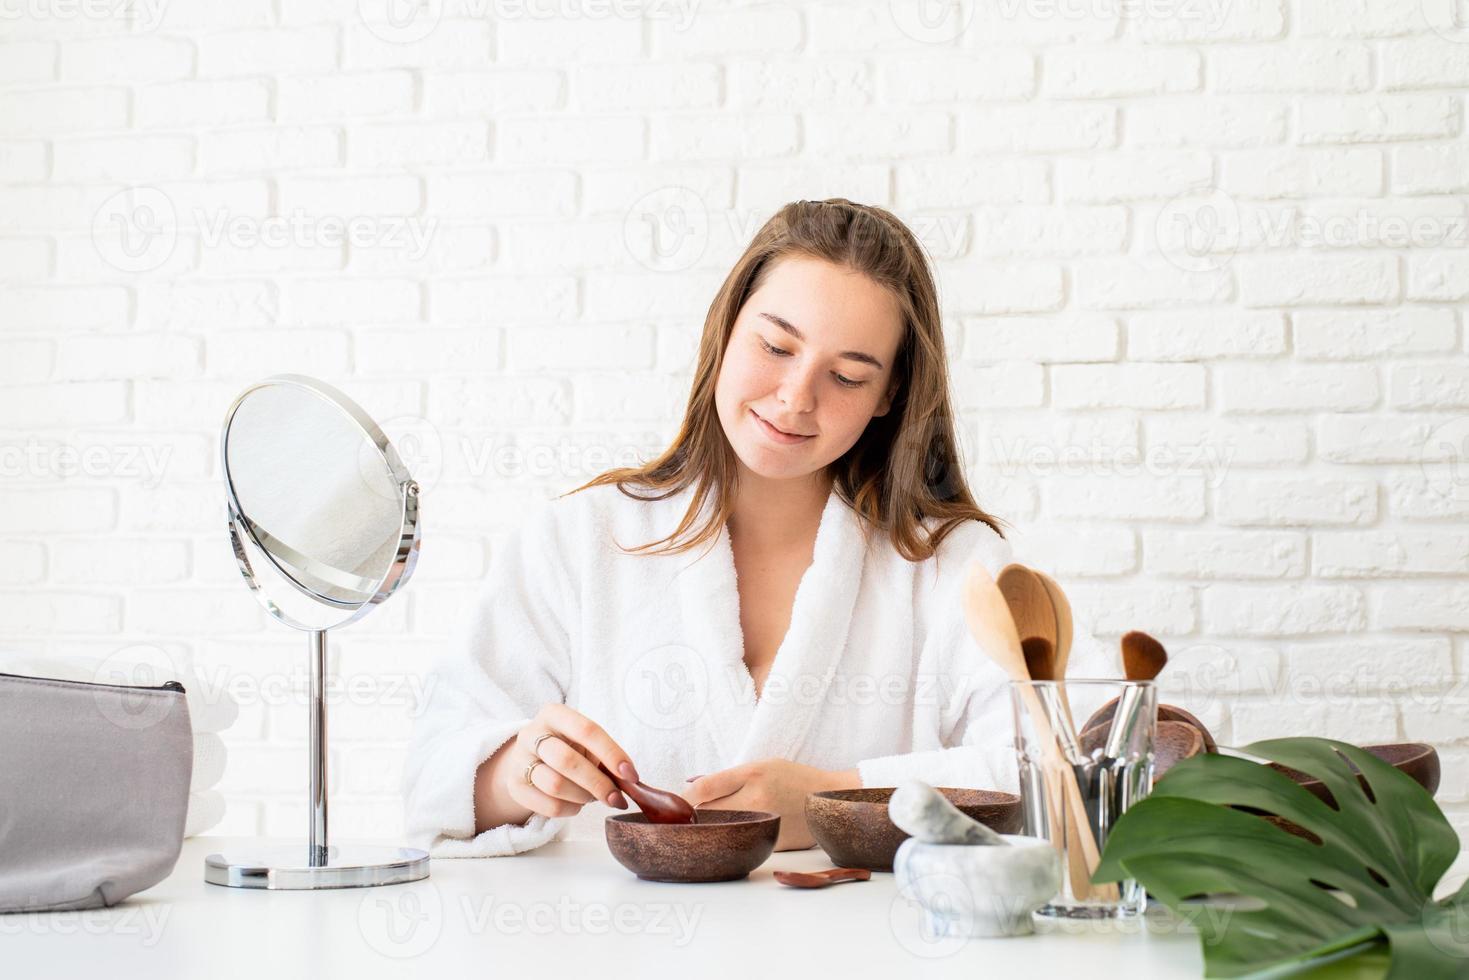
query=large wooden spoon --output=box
[598,762,696,824]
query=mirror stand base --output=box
[203,844,430,890]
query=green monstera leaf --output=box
[1092,737,1469,979]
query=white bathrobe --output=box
[403,479,1108,857]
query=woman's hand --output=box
[683,760,860,851]
[478,704,637,831]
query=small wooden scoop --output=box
[598,762,696,824]
[773,868,872,889]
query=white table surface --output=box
[7,837,1465,978]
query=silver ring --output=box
[533,732,555,756]
[523,758,544,787]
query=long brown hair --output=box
[566,198,1005,562]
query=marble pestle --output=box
[888,779,1009,847]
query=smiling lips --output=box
[752,409,814,444]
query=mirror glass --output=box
[222,376,418,630]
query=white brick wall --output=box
[2,0,1467,843]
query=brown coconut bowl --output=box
[605,809,779,883]
[1241,743,1441,843]
[1083,698,1219,754]
[806,787,1022,873]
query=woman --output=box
[405,199,1047,857]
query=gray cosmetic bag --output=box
[0,670,194,913]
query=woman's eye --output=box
[834,374,866,389]
[759,337,790,357]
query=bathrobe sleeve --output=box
[403,500,578,857]
[852,522,1120,794]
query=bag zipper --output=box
[0,669,185,694]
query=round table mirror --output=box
[208,374,429,890]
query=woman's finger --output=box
[684,767,746,808]
[506,769,581,820]
[528,750,595,805]
[539,703,639,782]
[538,735,626,808]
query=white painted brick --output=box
[350,223,494,276]
[970,206,1127,258]
[0,487,115,533]
[1294,309,1458,359]
[655,6,800,56]
[968,2,1119,44]
[421,69,564,116]
[277,72,415,123]
[975,414,1138,467]
[1317,414,1459,464]
[959,105,1118,153]
[197,239,343,276]
[805,110,951,161]
[0,542,46,585]
[1065,583,1197,636]
[1124,97,1288,148]
[963,315,1119,362]
[430,276,578,322]
[1145,530,1307,579]
[1408,252,1469,302]
[136,80,270,128]
[573,63,722,112]
[572,372,687,423]
[285,279,421,325]
[1045,476,1206,521]
[427,170,577,218]
[496,17,640,65]
[277,175,421,217]
[1391,364,1469,409]
[1300,95,1461,144]
[51,538,191,585]
[55,334,200,381]
[582,165,732,217]
[1230,699,1396,744]
[1133,0,1284,42]
[0,41,55,83]
[736,164,890,209]
[1392,143,1469,195]
[51,134,194,181]
[198,26,338,76]
[584,270,725,320]
[1046,47,1199,98]
[1220,147,1382,199]
[0,86,127,135]
[1058,152,1212,203]
[1371,584,1469,631]
[650,113,799,162]
[135,281,279,331]
[156,0,273,31]
[0,286,128,328]
[1073,259,1230,309]
[1127,311,1285,360]
[0,141,48,182]
[1217,477,1377,526]
[728,59,872,110]
[1298,0,1421,37]
[0,592,122,634]
[1388,470,1469,521]
[895,159,1050,207]
[1008,526,1138,577]
[1211,42,1371,93]
[204,329,350,378]
[940,262,1064,314]
[1237,253,1398,307]
[1219,364,1379,413]
[876,52,1034,102]
[805,1,945,53]
[0,237,52,281]
[59,36,191,83]
[1288,638,1455,693]
[341,20,493,70]
[949,362,1045,408]
[1053,363,1206,410]
[499,116,644,165]
[1203,584,1365,635]
[0,339,52,383]
[1381,37,1469,89]
[1403,692,1469,744]
[1315,530,1469,577]
[200,127,342,175]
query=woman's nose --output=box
[776,363,819,413]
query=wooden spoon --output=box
[1034,571,1074,678]
[598,762,696,824]
[773,868,872,889]
[963,563,1112,901]
[997,564,1058,651]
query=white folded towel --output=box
[192,731,227,791]
[185,790,226,838]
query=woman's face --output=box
[715,254,904,483]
